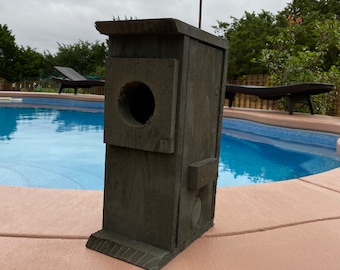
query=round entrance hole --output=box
[118,81,155,126]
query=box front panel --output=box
[104,58,178,154]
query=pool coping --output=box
[223,107,340,135]
[1,93,340,269]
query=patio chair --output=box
[225,82,334,115]
[51,66,105,95]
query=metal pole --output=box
[199,0,202,29]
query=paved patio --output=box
[1,95,340,269]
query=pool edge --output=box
[0,91,104,103]
[223,107,340,135]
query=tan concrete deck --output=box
[1,97,340,269]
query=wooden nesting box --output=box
[87,18,228,269]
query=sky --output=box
[1,0,291,54]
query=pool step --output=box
[0,97,23,103]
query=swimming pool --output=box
[0,97,339,189]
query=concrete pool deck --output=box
[1,93,340,269]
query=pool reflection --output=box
[52,109,103,132]
[218,133,340,187]
[0,107,103,141]
[0,107,20,140]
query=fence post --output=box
[227,74,277,110]
[335,94,340,117]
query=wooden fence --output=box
[1,75,339,116]
[0,79,105,95]
[226,74,280,111]
[335,95,340,116]
[226,74,340,116]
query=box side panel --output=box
[176,38,227,248]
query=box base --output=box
[86,230,172,270]
[87,221,213,269]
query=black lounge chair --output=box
[51,66,105,95]
[225,82,334,115]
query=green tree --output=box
[16,46,46,80]
[0,24,48,81]
[259,18,340,114]
[282,0,340,20]
[277,0,340,69]
[53,40,107,77]
[213,11,277,79]
[0,24,19,81]
[0,24,107,83]
[214,0,340,79]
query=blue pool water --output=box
[0,106,105,190]
[219,119,340,186]
[0,102,339,189]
